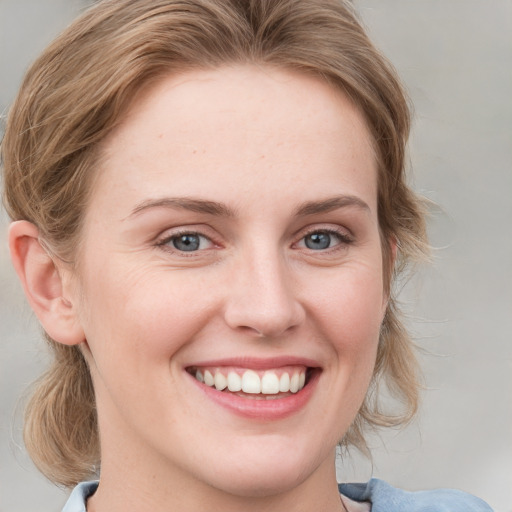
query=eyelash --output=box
[156,229,215,254]
[155,227,354,254]
[295,227,354,252]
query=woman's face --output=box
[73,66,387,496]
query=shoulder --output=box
[61,481,98,512]
[338,478,493,512]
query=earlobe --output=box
[8,220,85,346]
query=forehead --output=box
[93,65,377,218]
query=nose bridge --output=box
[224,241,304,337]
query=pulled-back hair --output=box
[1,0,428,487]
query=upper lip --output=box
[185,356,322,371]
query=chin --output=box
[207,465,309,498]
[196,438,329,498]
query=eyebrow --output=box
[294,195,371,216]
[127,197,236,219]
[126,194,370,220]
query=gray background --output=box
[1,1,511,511]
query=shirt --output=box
[61,478,493,511]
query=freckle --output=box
[192,149,197,154]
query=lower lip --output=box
[188,370,320,420]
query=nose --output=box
[223,250,305,338]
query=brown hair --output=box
[1,0,428,487]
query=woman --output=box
[1,1,493,511]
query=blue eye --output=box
[172,234,200,251]
[300,230,350,251]
[304,232,333,250]
[165,233,212,252]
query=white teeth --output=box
[261,372,280,394]
[204,370,214,387]
[194,367,308,395]
[227,371,242,392]
[242,370,261,394]
[290,372,300,393]
[214,372,227,390]
[279,372,290,392]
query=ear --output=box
[8,220,85,346]
[382,234,398,309]
[388,235,398,272]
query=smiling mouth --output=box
[186,365,317,400]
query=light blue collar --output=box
[62,478,493,511]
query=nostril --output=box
[225,305,305,339]
[238,325,266,337]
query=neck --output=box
[87,439,345,512]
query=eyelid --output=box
[155,226,220,252]
[296,224,353,241]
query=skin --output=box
[10,65,388,512]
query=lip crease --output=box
[185,356,322,420]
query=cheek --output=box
[78,260,213,374]
[311,263,386,344]
[297,264,385,441]
[76,268,214,426]
[307,261,385,400]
